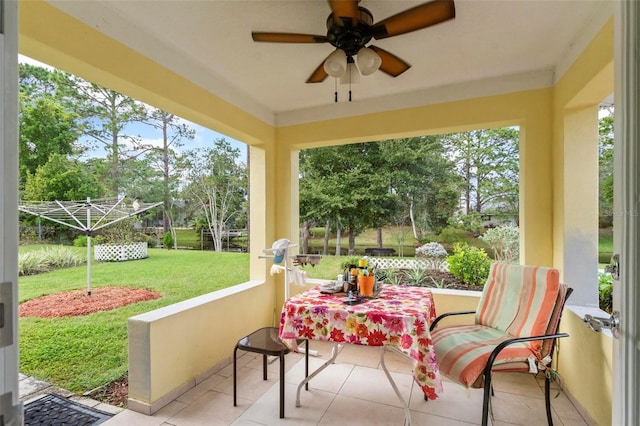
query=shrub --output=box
[439,226,468,244]
[73,235,88,247]
[18,246,85,276]
[598,272,613,313]
[415,242,448,270]
[404,266,427,286]
[383,268,404,286]
[163,232,174,250]
[448,212,483,235]
[73,235,105,247]
[479,225,520,263]
[447,243,491,286]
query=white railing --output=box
[94,242,148,262]
[363,256,449,271]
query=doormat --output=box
[24,394,113,426]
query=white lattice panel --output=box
[363,256,449,271]
[95,242,148,262]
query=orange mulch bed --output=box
[19,286,162,318]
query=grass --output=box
[18,227,615,394]
[19,247,249,393]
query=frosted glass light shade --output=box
[323,49,347,77]
[339,63,360,84]
[356,47,382,75]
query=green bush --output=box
[439,226,468,244]
[73,235,87,247]
[479,225,519,263]
[18,246,85,275]
[73,235,105,247]
[448,212,483,235]
[447,243,491,286]
[163,232,175,249]
[598,272,613,313]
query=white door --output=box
[611,1,640,424]
[0,0,22,424]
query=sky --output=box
[18,55,248,160]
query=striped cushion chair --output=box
[430,263,572,426]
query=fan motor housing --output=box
[325,7,374,56]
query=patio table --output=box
[279,283,443,425]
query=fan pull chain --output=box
[334,78,338,103]
[348,66,352,102]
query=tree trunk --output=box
[377,227,383,248]
[348,223,356,255]
[464,158,471,213]
[162,115,170,235]
[302,220,310,254]
[409,199,418,239]
[323,218,330,255]
[335,220,341,256]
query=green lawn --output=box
[19,247,250,393]
[18,229,614,395]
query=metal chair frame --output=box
[429,288,573,426]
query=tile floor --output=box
[96,340,588,426]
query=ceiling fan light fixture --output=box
[339,62,360,85]
[356,47,382,75]
[323,49,347,77]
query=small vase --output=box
[358,275,375,297]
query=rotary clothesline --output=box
[19,197,162,295]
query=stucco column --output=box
[562,106,600,307]
[519,97,554,266]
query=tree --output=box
[19,95,83,187]
[65,78,148,195]
[142,108,195,234]
[379,136,462,238]
[23,154,105,201]
[599,107,614,227]
[299,143,398,255]
[180,139,247,252]
[440,128,519,219]
[18,64,85,188]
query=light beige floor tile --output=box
[492,391,562,425]
[286,355,355,394]
[410,410,478,425]
[409,378,484,424]
[318,394,408,426]
[338,365,413,408]
[175,373,226,405]
[558,416,589,426]
[547,390,586,422]
[102,400,188,426]
[491,372,544,398]
[377,347,416,376]
[213,365,283,402]
[238,381,335,425]
[166,391,247,426]
[327,343,380,369]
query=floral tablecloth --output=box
[279,284,443,399]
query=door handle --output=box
[604,254,620,280]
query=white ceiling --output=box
[48,0,611,127]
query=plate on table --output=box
[320,282,343,294]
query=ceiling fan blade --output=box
[328,0,360,25]
[252,32,327,43]
[368,46,411,77]
[371,0,455,40]
[306,61,329,83]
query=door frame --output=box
[612,1,639,424]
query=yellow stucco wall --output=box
[18,1,614,421]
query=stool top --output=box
[237,327,290,356]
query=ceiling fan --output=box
[251,0,456,84]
